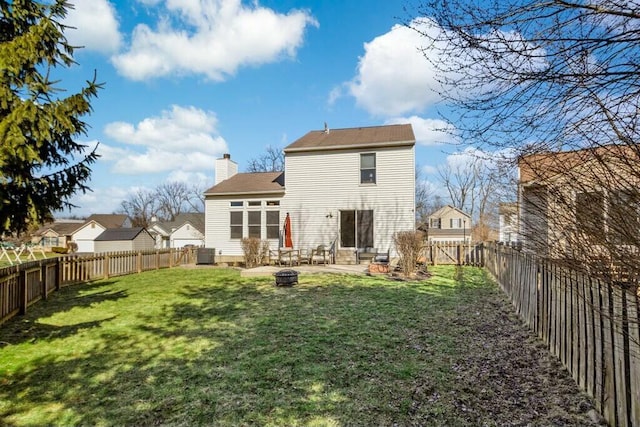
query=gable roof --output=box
[284,124,415,153]
[86,214,130,229]
[33,221,84,237]
[518,144,640,184]
[155,213,205,235]
[204,172,285,196]
[95,227,149,241]
[428,205,471,219]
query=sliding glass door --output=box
[340,210,373,249]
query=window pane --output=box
[266,210,279,239]
[248,226,261,238]
[267,200,280,206]
[266,211,279,225]
[575,191,604,240]
[357,210,374,248]
[360,153,375,168]
[609,190,640,244]
[360,153,376,184]
[230,211,243,225]
[248,211,261,224]
[340,210,355,247]
[230,211,243,239]
[361,169,376,184]
[230,226,242,239]
[248,201,261,206]
[230,201,243,207]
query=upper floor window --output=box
[429,218,441,229]
[360,153,376,184]
[575,191,604,240]
[450,218,463,228]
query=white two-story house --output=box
[204,124,416,263]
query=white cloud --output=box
[421,165,437,175]
[103,105,228,175]
[112,0,318,81]
[386,116,455,146]
[346,19,442,116]
[64,0,122,53]
[67,185,131,217]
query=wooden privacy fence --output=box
[0,248,195,326]
[484,242,640,427]
[422,241,484,266]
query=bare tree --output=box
[437,161,476,214]
[119,182,205,227]
[118,189,158,228]
[155,182,204,221]
[410,1,640,280]
[415,165,444,225]
[246,145,285,172]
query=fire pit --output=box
[274,269,299,287]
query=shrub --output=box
[393,230,425,277]
[51,246,68,254]
[241,237,269,268]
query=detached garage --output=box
[94,228,155,253]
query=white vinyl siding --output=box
[71,221,106,253]
[204,146,414,257]
[170,223,204,248]
[94,233,155,253]
[281,146,415,256]
[205,194,283,256]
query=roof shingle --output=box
[204,172,284,195]
[284,124,415,152]
[95,227,147,241]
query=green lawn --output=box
[0,266,594,426]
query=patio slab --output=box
[240,264,369,277]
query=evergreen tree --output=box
[0,0,101,234]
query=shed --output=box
[94,227,155,253]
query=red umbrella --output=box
[284,212,293,248]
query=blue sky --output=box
[58,0,462,217]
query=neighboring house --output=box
[94,227,155,253]
[425,205,472,242]
[31,220,84,250]
[71,214,131,253]
[518,145,640,257]
[204,124,416,262]
[498,202,519,243]
[149,213,205,248]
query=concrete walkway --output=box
[240,263,369,277]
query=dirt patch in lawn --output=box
[405,278,604,425]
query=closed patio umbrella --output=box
[284,212,293,248]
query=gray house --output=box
[94,228,155,253]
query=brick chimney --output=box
[215,153,238,185]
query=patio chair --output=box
[311,245,328,265]
[298,248,311,264]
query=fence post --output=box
[156,250,160,270]
[40,260,47,300]
[55,257,61,290]
[18,265,27,315]
[433,244,438,266]
[103,253,110,279]
[137,251,142,274]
